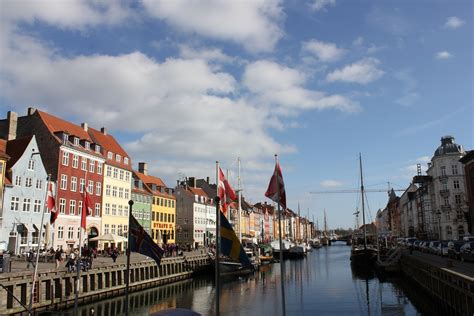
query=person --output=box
[111,248,118,263]
[55,248,62,269]
[66,252,75,273]
[26,249,35,269]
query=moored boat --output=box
[258,244,274,264]
[271,239,292,259]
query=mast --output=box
[359,153,367,249]
[238,157,242,242]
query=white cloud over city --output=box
[326,58,384,84]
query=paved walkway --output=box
[408,249,474,278]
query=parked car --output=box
[462,236,474,242]
[436,241,449,257]
[420,241,431,253]
[428,241,440,254]
[447,241,465,260]
[413,240,421,250]
[460,242,474,262]
[406,238,417,248]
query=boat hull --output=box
[350,247,377,267]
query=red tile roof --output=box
[37,110,92,142]
[6,136,33,169]
[188,186,208,197]
[88,127,131,170]
[134,170,174,198]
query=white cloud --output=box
[310,0,336,11]
[326,58,384,84]
[243,60,359,113]
[142,0,284,53]
[178,44,234,63]
[444,16,465,29]
[435,51,453,60]
[320,180,343,188]
[416,156,431,163]
[302,39,345,62]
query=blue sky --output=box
[1,0,472,229]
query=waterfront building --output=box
[255,202,275,242]
[131,176,153,235]
[88,127,132,251]
[398,183,419,237]
[175,179,214,248]
[426,136,469,240]
[375,208,390,236]
[0,139,9,218]
[0,136,48,253]
[135,163,176,245]
[459,150,474,235]
[386,190,401,237]
[0,109,104,250]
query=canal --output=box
[47,241,442,315]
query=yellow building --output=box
[135,163,176,245]
[89,127,132,251]
[0,139,10,216]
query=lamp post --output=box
[437,210,442,240]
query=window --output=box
[118,224,123,236]
[80,178,85,193]
[124,157,129,165]
[25,177,32,187]
[62,151,69,166]
[105,203,110,215]
[69,200,76,215]
[59,199,66,213]
[74,137,79,145]
[97,163,103,175]
[95,203,100,217]
[11,196,20,211]
[455,195,462,205]
[22,198,31,212]
[106,185,111,196]
[89,160,95,173]
[95,145,101,153]
[77,227,80,238]
[68,227,74,239]
[28,159,35,170]
[78,201,83,215]
[72,155,79,168]
[442,182,448,191]
[88,180,94,194]
[60,174,67,190]
[453,180,460,189]
[108,151,113,159]
[81,157,87,171]
[125,171,130,182]
[116,154,121,162]
[58,226,64,239]
[85,141,90,150]
[444,197,449,206]
[111,224,116,234]
[118,188,123,198]
[113,168,118,178]
[112,186,117,197]
[452,165,458,175]
[124,189,129,199]
[34,199,41,213]
[15,176,21,186]
[36,179,42,189]
[71,177,77,192]
[106,166,112,177]
[440,166,446,176]
[118,205,123,216]
[457,210,464,219]
[104,224,109,234]
[96,182,101,195]
[112,204,117,215]
[445,211,450,221]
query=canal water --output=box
[52,241,441,316]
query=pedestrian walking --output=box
[111,248,118,263]
[26,250,35,269]
[55,248,62,269]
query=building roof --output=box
[188,186,208,197]
[434,135,465,157]
[37,110,92,142]
[6,135,33,169]
[459,150,474,164]
[0,139,9,160]
[134,170,174,198]
[88,127,131,170]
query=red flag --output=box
[265,160,286,209]
[48,182,58,224]
[82,191,93,229]
[218,167,237,215]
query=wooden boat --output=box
[270,239,292,259]
[258,244,274,264]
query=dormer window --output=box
[116,154,121,162]
[95,145,101,153]
[108,152,113,159]
[74,137,79,146]
[62,133,68,144]
[85,141,90,150]
[124,157,129,165]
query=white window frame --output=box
[116,154,121,162]
[81,157,87,171]
[11,196,20,211]
[97,163,103,175]
[34,199,41,213]
[28,159,35,170]
[72,155,79,168]
[71,176,77,192]
[96,182,101,195]
[85,141,90,150]
[69,200,76,215]
[36,179,42,190]
[25,177,32,188]
[80,178,85,193]
[74,137,79,146]
[68,226,74,239]
[89,160,95,173]
[88,180,94,194]
[452,165,458,175]
[95,203,100,217]
[60,174,67,190]
[59,198,66,214]
[62,151,69,166]
[22,198,31,212]
[124,157,129,165]
[105,203,110,215]
[58,226,64,239]
[107,152,113,159]
[15,176,21,186]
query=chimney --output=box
[138,162,148,175]
[101,127,107,135]
[27,107,36,116]
[81,122,88,131]
[188,177,196,188]
[7,111,18,141]
[206,177,209,184]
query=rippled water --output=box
[54,241,440,316]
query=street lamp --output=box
[436,210,442,240]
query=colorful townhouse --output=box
[0,109,104,250]
[131,175,153,235]
[135,163,176,245]
[88,127,132,251]
[0,136,48,253]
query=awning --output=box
[24,223,34,232]
[33,224,39,231]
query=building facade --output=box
[131,177,153,235]
[460,151,474,235]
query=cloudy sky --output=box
[1,0,472,228]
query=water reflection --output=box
[48,242,438,316]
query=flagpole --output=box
[29,174,50,312]
[215,161,221,316]
[125,200,133,316]
[275,154,286,316]
[238,157,242,242]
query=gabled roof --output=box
[6,136,33,169]
[37,110,92,142]
[134,170,174,198]
[188,186,208,197]
[88,127,131,170]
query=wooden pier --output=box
[0,254,210,315]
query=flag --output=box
[220,210,252,268]
[218,167,237,215]
[129,215,164,266]
[82,191,92,229]
[265,160,286,209]
[48,182,58,224]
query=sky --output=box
[0,0,472,229]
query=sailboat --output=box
[321,210,331,246]
[350,154,378,267]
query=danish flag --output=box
[218,167,237,216]
[48,182,58,224]
[82,191,93,229]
